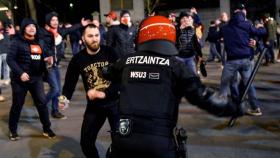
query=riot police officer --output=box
[102,16,243,158]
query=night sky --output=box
[12,0,275,26]
[35,0,99,26]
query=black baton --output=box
[228,48,267,127]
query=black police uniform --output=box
[106,40,240,158]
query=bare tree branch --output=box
[0,0,11,8]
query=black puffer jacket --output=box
[7,18,47,80]
[176,26,202,58]
[0,31,11,55]
[106,23,137,58]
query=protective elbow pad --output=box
[206,91,239,117]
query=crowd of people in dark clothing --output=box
[0,3,279,158]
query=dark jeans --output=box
[176,56,197,76]
[110,133,177,158]
[265,40,275,63]
[71,41,80,55]
[220,43,227,66]
[208,42,221,61]
[219,59,259,109]
[46,66,61,114]
[80,103,119,158]
[9,77,51,133]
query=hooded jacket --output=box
[220,11,267,61]
[7,18,48,80]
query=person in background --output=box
[263,13,277,65]
[39,12,90,119]
[7,18,55,141]
[106,10,137,58]
[168,12,177,26]
[176,11,203,75]
[218,12,230,67]
[104,11,120,31]
[92,19,107,46]
[205,20,221,62]
[190,7,204,46]
[0,19,15,101]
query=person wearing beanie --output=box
[104,16,243,158]
[38,12,90,119]
[176,11,203,76]
[7,18,55,141]
[106,9,137,58]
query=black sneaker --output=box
[246,108,262,116]
[200,61,207,77]
[9,132,20,141]
[43,129,56,139]
[52,112,67,119]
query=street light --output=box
[69,3,74,8]
[13,0,18,9]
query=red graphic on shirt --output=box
[30,44,42,54]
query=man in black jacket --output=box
[59,24,119,158]
[7,18,55,141]
[106,10,137,58]
[38,12,90,119]
[104,16,243,158]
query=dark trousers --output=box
[80,104,119,158]
[265,40,275,63]
[9,77,51,133]
[110,133,177,158]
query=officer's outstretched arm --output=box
[102,58,125,82]
[183,77,243,117]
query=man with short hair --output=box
[59,24,119,158]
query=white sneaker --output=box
[246,108,262,116]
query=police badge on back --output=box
[118,119,131,136]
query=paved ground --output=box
[0,47,280,158]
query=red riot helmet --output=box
[137,16,176,45]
